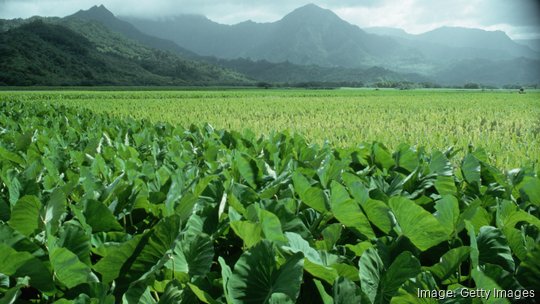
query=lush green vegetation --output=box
[1,97,539,303]
[0,21,250,86]
[1,89,537,169]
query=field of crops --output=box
[0,89,538,169]
[0,93,539,303]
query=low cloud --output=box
[1,0,539,38]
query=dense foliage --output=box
[2,90,536,169]
[0,101,539,303]
[0,21,250,86]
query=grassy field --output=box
[1,89,538,169]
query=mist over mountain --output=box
[0,15,251,85]
[1,4,539,87]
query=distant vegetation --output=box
[1,4,539,87]
[3,89,537,169]
[0,21,250,86]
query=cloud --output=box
[0,0,539,38]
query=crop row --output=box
[0,100,539,303]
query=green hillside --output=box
[0,20,251,86]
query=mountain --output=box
[124,4,540,86]
[124,4,419,68]
[434,57,540,86]
[0,20,250,86]
[66,5,196,58]
[207,58,429,84]
[416,27,537,59]
[516,38,540,52]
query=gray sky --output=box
[1,0,539,39]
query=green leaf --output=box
[434,195,460,235]
[471,269,510,304]
[44,188,67,234]
[358,248,383,304]
[167,233,214,277]
[333,277,362,304]
[476,226,515,273]
[84,200,123,232]
[228,241,304,304]
[330,182,374,239]
[434,176,457,195]
[57,222,91,265]
[314,279,334,304]
[373,143,394,170]
[360,199,392,234]
[235,154,256,188]
[0,146,24,165]
[219,257,233,304]
[518,177,540,206]
[427,246,470,282]
[9,195,42,237]
[188,283,220,304]
[94,235,143,284]
[461,154,481,185]
[389,197,448,251]
[379,251,421,302]
[259,209,287,243]
[230,221,262,248]
[50,247,94,289]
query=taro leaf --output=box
[395,145,419,173]
[84,200,123,232]
[292,173,327,213]
[427,247,470,282]
[476,226,515,273]
[166,233,214,277]
[9,195,42,237]
[228,240,304,304]
[330,181,374,239]
[360,199,392,234]
[496,200,540,230]
[43,188,67,234]
[188,283,220,304]
[516,245,540,293]
[122,281,156,304]
[518,177,540,206]
[50,247,95,289]
[0,285,22,304]
[358,248,383,304]
[0,146,24,165]
[235,153,256,189]
[259,209,287,243]
[94,235,143,284]
[57,222,91,265]
[373,143,394,170]
[314,279,334,304]
[390,271,439,304]
[465,221,479,269]
[218,257,233,304]
[461,154,481,185]
[282,232,338,284]
[434,176,457,196]
[379,251,421,303]
[389,197,448,251]
[115,216,181,296]
[429,151,453,176]
[471,269,510,304]
[434,195,460,235]
[158,280,184,304]
[0,244,55,293]
[230,221,262,248]
[333,277,362,304]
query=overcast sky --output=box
[1,0,539,39]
